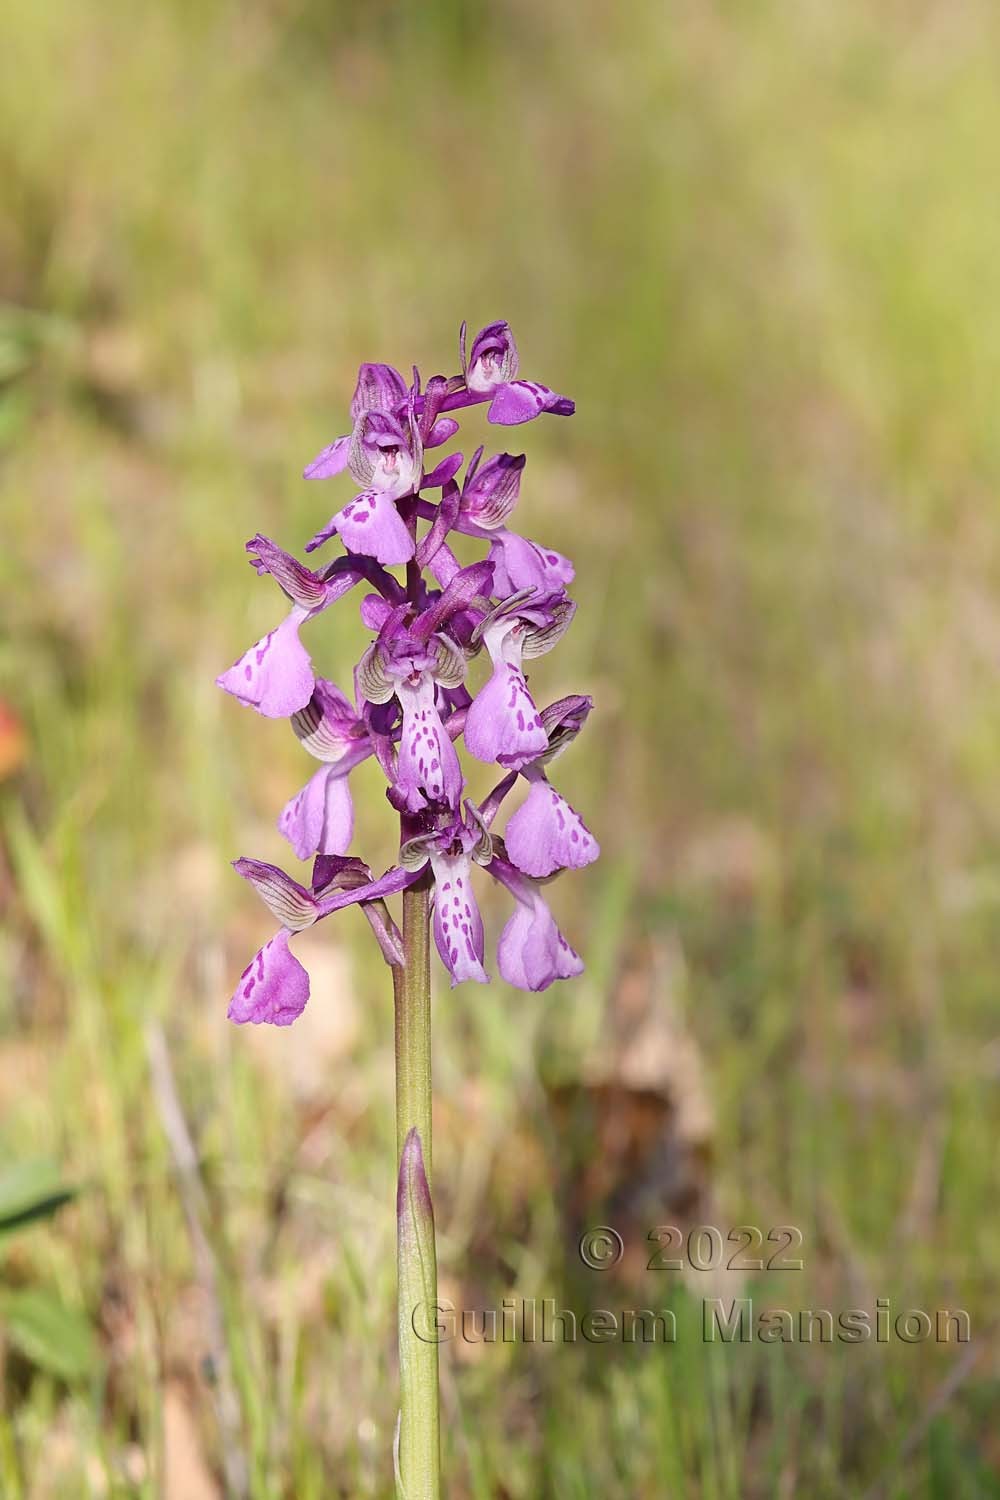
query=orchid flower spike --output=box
[219,319,596,1018]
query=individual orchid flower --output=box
[400,803,494,987]
[216,536,366,717]
[351,560,492,812]
[450,320,575,426]
[453,447,574,598]
[471,692,598,877]
[356,621,467,814]
[278,679,373,859]
[302,362,408,480]
[305,400,423,566]
[480,691,599,877]
[463,591,576,769]
[228,856,417,1025]
[458,448,526,530]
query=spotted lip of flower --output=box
[503,765,600,878]
[358,627,466,814]
[452,450,574,599]
[228,857,420,1025]
[490,854,584,991]
[401,806,493,988]
[278,679,373,861]
[214,537,341,719]
[454,320,575,427]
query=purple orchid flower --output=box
[470,692,599,879]
[305,401,423,566]
[400,803,494,987]
[357,621,466,814]
[394,806,584,992]
[503,764,599,878]
[215,537,367,717]
[451,321,575,426]
[463,592,576,769]
[302,362,409,480]
[452,449,574,598]
[228,856,418,1025]
[220,320,597,1017]
[278,679,373,859]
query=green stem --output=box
[395,877,433,1175]
[394,874,440,1499]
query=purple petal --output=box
[496,888,583,992]
[429,853,489,986]
[422,452,464,489]
[396,680,464,812]
[461,452,525,530]
[303,434,351,480]
[412,560,495,641]
[467,321,519,391]
[350,363,407,422]
[504,779,599,878]
[310,490,415,566]
[216,611,314,718]
[246,534,329,610]
[415,483,461,570]
[232,857,319,929]
[228,929,310,1026]
[488,530,574,597]
[464,661,548,769]
[487,381,575,426]
[279,765,354,860]
[360,593,396,631]
[425,417,460,449]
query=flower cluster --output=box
[218,321,598,1025]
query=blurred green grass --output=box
[3,0,1000,1495]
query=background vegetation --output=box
[2,0,999,1494]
